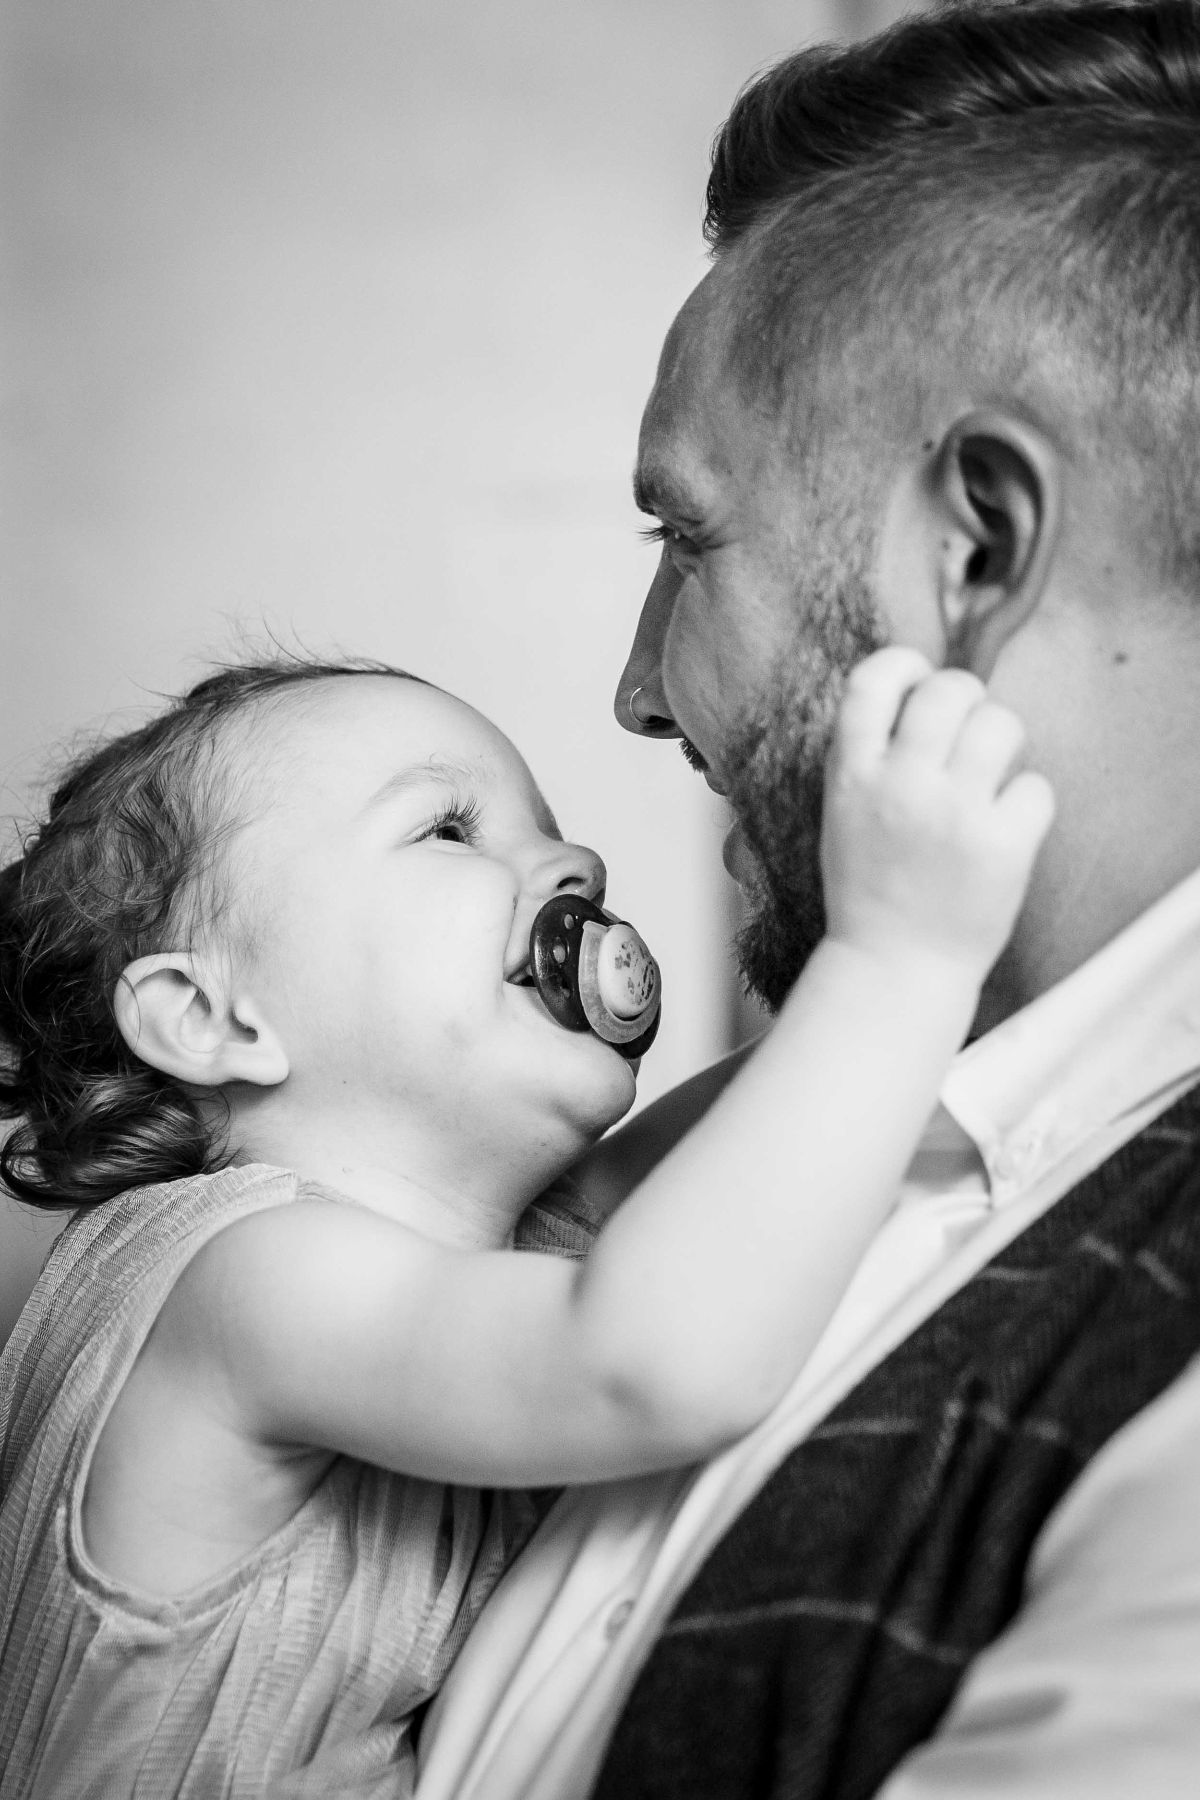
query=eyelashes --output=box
[638,522,697,549]
[420,792,484,845]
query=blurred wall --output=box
[1,0,916,1337]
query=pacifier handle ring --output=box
[577,921,655,1046]
[528,894,662,1061]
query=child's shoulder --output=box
[6,1165,305,1382]
[0,1167,313,1496]
[50,1161,301,1279]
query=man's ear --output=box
[929,408,1062,677]
[113,952,289,1089]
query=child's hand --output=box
[820,646,1055,977]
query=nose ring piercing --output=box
[627,686,645,728]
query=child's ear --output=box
[930,408,1063,678]
[114,952,289,1089]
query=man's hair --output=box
[0,655,421,1212]
[706,0,1200,249]
[704,0,1200,582]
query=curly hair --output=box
[0,657,420,1212]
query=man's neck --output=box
[982,591,1200,1033]
[976,864,1197,1040]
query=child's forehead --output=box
[249,674,548,814]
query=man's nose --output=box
[614,557,684,739]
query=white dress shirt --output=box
[417,867,1200,1800]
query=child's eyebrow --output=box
[362,757,480,813]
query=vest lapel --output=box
[595,1089,1200,1800]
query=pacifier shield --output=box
[528,895,662,1060]
[594,922,659,1019]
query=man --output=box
[418,3,1200,1793]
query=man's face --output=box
[617,275,886,1009]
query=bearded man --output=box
[418,4,1200,1795]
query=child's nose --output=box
[548,842,607,907]
[506,844,608,981]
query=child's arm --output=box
[172,650,1053,1486]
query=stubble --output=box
[724,564,886,1012]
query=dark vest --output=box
[594,1086,1200,1800]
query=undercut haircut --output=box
[704,0,1200,583]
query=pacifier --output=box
[528,895,662,1060]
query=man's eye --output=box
[638,522,698,556]
[644,522,690,547]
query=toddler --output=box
[0,648,1051,1797]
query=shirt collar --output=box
[941,862,1200,1206]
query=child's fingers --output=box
[890,668,987,761]
[946,700,1027,795]
[832,645,934,772]
[993,768,1057,851]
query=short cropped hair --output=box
[705,0,1200,582]
[706,1,1200,250]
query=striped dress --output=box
[0,1162,596,1799]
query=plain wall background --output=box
[1,0,914,1339]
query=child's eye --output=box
[418,795,483,846]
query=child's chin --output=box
[597,1052,640,1125]
[566,1043,639,1130]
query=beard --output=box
[724,563,887,1013]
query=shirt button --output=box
[991,1146,1019,1185]
[993,1131,1043,1187]
[605,1598,635,1639]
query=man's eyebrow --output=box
[363,756,480,812]
[632,462,705,525]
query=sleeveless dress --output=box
[0,1162,597,1799]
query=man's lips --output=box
[693,759,752,880]
[677,731,729,796]
[683,742,728,797]
[722,816,758,884]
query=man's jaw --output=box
[677,734,748,867]
[723,709,833,1014]
[674,716,827,1010]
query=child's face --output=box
[226,676,638,1169]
